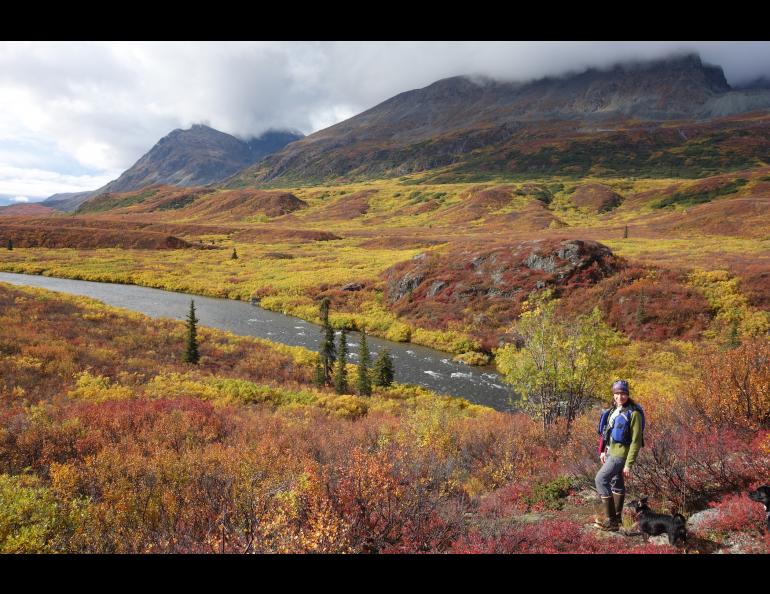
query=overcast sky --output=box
[2,41,770,204]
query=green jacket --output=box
[607,407,643,469]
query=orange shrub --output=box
[687,339,770,432]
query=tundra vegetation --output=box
[2,164,770,552]
[0,277,768,553]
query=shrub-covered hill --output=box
[75,185,308,221]
[0,222,197,250]
[381,239,622,350]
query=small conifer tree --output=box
[183,299,200,364]
[334,328,349,394]
[6,239,12,250]
[372,349,395,388]
[635,290,646,326]
[318,298,335,383]
[319,297,330,326]
[623,225,628,239]
[231,248,238,260]
[313,357,326,388]
[356,329,372,396]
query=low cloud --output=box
[0,163,120,199]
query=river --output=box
[0,272,517,411]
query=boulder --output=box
[341,282,364,292]
[389,271,426,301]
[647,534,672,546]
[687,508,722,532]
[427,280,447,298]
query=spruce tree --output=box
[6,239,12,250]
[313,357,326,388]
[322,325,336,383]
[635,290,646,326]
[334,328,349,394]
[319,297,330,326]
[372,349,395,388]
[356,329,372,396]
[318,298,335,384]
[183,299,200,364]
[623,225,628,239]
[231,248,238,260]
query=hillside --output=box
[0,282,768,554]
[4,163,770,354]
[0,203,59,217]
[226,54,770,186]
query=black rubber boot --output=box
[612,492,625,528]
[594,496,618,531]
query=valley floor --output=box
[2,170,770,553]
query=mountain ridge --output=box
[44,126,303,212]
[226,54,770,186]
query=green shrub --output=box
[525,476,575,510]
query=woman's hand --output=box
[623,466,631,478]
[600,452,606,464]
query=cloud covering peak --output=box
[2,41,770,198]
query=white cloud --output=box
[0,163,121,199]
[11,196,29,202]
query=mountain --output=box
[226,54,770,186]
[43,191,94,212]
[100,125,303,194]
[44,126,303,212]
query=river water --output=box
[0,272,516,411]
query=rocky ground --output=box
[545,489,768,554]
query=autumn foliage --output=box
[686,339,770,432]
[2,281,770,553]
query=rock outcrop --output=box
[382,239,622,350]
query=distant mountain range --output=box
[44,126,303,212]
[41,53,770,212]
[226,54,770,186]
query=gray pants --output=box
[595,453,626,497]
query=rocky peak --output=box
[613,53,729,93]
[93,126,303,197]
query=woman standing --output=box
[594,379,644,531]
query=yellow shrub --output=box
[453,351,491,366]
[67,371,134,402]
[316,394,369,419]
[385,322,411,342]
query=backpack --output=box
[597,404,645,453]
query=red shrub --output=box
[631,413,759,511]
[702,492,768,535]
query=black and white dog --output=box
[628,497,687,546]
[748,485,770,531]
